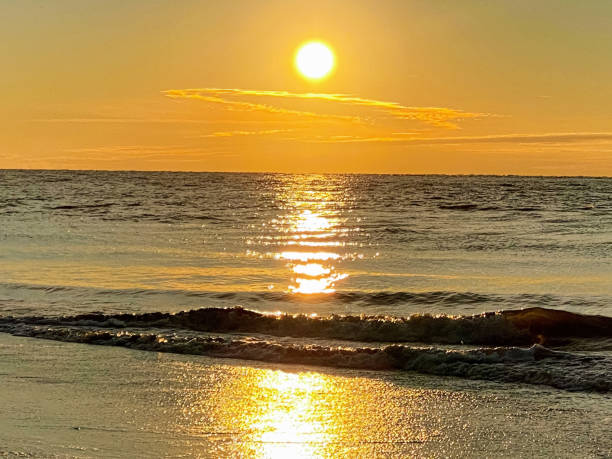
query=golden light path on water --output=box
[169,362,436,457]
[278,209,348,294]
[241,371,335,457]
[270,178,354,294]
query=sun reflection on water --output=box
[280,208,347,294]
[292,263,331,277]
[168,362,437,457]
[245,176,361,294]
[274,182,354,294]
[244,370,335,458]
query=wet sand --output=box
[1,333,610,458]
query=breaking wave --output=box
[2,307,610,391]
[3,306,610,347]
[1,322,610,392]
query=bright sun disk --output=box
[295,41,335,80]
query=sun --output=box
[295,41,335,80]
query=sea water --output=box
[1,170,611,317]
[0,170,611,456]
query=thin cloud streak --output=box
[310,132,612,144]
[29,118,232,124]
[163,88,488,128]
[201,129,293,138]
[66,145,230,160]
[164,91,361,124]
[419,132,612,144]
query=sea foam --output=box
[1,322,609,392]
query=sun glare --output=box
[295,41,335,80]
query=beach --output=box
[2,333,610,458]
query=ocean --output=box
[1,170,611,456]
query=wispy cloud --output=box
[412,132,612,144]
[164,90,361,124]
[66,145,229,161]
[29,118,227,124]
[163,88,489,128]
[308,135,410,143]
[201,129,293,138]
[310,132,612,145]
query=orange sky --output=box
[2,0,612,175]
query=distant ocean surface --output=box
[1,170,611,392]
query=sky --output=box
[2,0,612,175]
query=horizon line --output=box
[1,167,611,179]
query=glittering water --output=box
[1,170,611,317]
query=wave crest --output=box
[3,306,611,346]
[3,323,609,392]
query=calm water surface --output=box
[1,170,611,317]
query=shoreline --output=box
[1,333,610,457]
